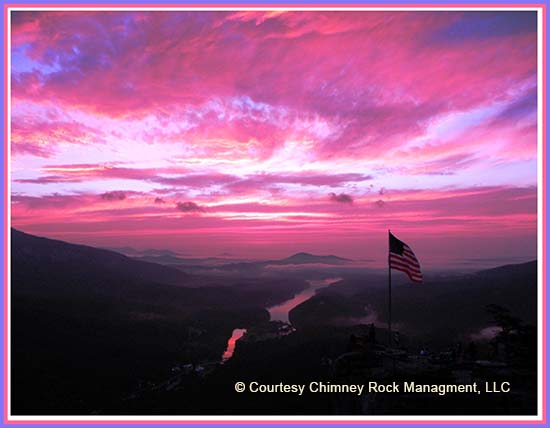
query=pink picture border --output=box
[2,3,546,425]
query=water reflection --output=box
[268,278,342,323]
[221,328,247,363]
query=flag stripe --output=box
[392,267,423,281]
[390,252,419,264]
[391,249,420,266]
[391,253,421,269]
[390,263,422,278]
[391,264,422,278]
[391,265,423,282]
[403,251,417,262]
[392,266,422,279]
[389,261,422,276]
[402,248,419,261]
[389,256,422,274]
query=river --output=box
[221,277,342,362]
[221,328,247,363]
[267,277,342,323]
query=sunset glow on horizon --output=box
[10,10,539,268]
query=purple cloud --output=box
[176,201,205,213]
[329,192,354,204]
[101,191,126,201]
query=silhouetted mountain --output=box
[10,228,299,314]
[119,251,352,274]
[10,229,271,414]
[273,252,351,265]
[475,260,537,280]
[10,229,537,416]
[133,255,243,267]
[106,246,184,258]
[12,228,189,291]
[200,252,352,272]
[289,260,537,345]
[133,254,194,265]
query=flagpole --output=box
[388,229,392,349]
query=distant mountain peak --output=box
[291,252,315,257]
[277,252,351,265]
[105,246,184,258]
[287,251,349,259]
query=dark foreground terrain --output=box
[11,229,537,415]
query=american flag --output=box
[389,232,423,283]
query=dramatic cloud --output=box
[9,10,538,264]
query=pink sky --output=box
[10,10,538,268]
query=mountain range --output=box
[9,228,537,415]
